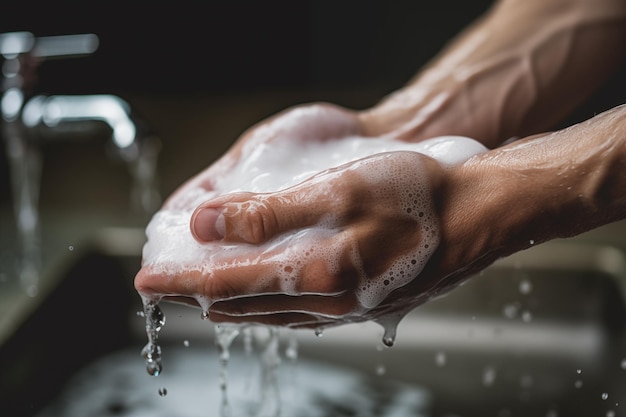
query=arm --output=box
[360,0,626,148]
[135,105,626,326]
[427,103,626,291]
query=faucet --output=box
[0,31,161,295]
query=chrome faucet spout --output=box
[22,94,138,149]
[1,31,161,295]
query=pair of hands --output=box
[134,102,481,328]
[134,0,626,329]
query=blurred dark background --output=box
[0,1,492,96]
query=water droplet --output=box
[435,351,447,367]
[521,310,533,323]
[382,334,395,347]
[158,387,167,397]
[151,305,166,331]
[502,302,520,319]
[285,334,298,361]
[136,311,145,318]
[146,360,162,377]
[141,299,165,377]
[482,366,497,386]
[602,392,609,400]
[26,284,38,298]
[545,410,558,417]
[183,340,190,347]
[576,368,582,374]
[314,328,323,337]
[380,321,398,347]
[519,279,532,294]
[376,364,386,376]
[574,380,583,389]
[68,245,74,251]
[201,311,210,320]
[529,240,534,245]
[621,358,626,370]
[607,411,615,417]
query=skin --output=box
[135,0,626,328]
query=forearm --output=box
[361,0,626,148]
[439,104,626,276]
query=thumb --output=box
[191,187,334,244]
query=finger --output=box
[191,177,341,244]
[208,293,359,319]
[208,310,334,328]
[134,247,353,302]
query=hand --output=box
[161,102,365,211]
[135,149,452,329]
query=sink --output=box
[2,225,626,417]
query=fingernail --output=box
[192,208,225,241]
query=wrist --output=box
[436,105,626,278]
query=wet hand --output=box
[135,150,448,329]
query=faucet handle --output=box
[0,31,98,59]
[31,33,99,59]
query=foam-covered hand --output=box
[135,147,452,329]
[162,103,365,211]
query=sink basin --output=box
[2,226,626,417]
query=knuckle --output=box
[244,200,277,244]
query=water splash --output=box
[285,332,298,362]
[257,327,282,417]
[215,324,241,417]
[140,298,165,377]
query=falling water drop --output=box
[183,340,190,348]
[158,387,167,397]
[242,327,253,356]
[502,302,520,319]
[376,365,386,376]
[141,298,165,377]
[215,324,241,417]
[620,358,626,370]
[607,411,615,417]
[285,333,298,361]
[519,279,532,294]
[435,351,447,367]
[382,331,395,348]
[314,328,324,337]
[602,392,609,401]
[201,311,210,320]
[574,380,583,389]
[521,310,533,323]
[482,366,497,386]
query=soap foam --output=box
[140,135,486,316]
